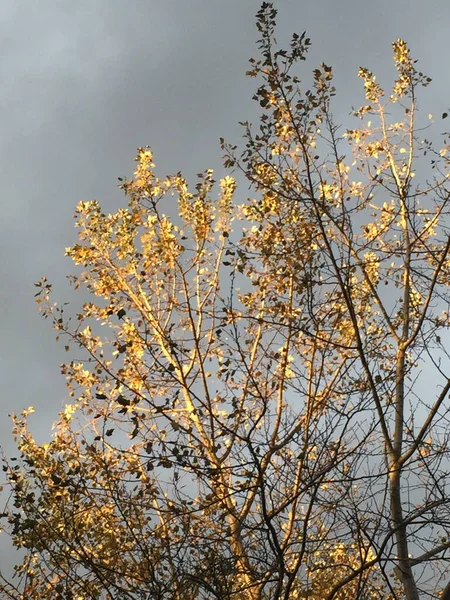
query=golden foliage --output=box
[2,5,450,600]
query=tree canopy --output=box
[2,4,450,599]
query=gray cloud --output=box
[0,0,449,450]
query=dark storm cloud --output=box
[0,0,449,449]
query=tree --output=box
[2,3,450,599]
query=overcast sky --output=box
[1,0,449,450]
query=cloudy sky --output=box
[1,0,449,450]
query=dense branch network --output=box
[1,3,450,600]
